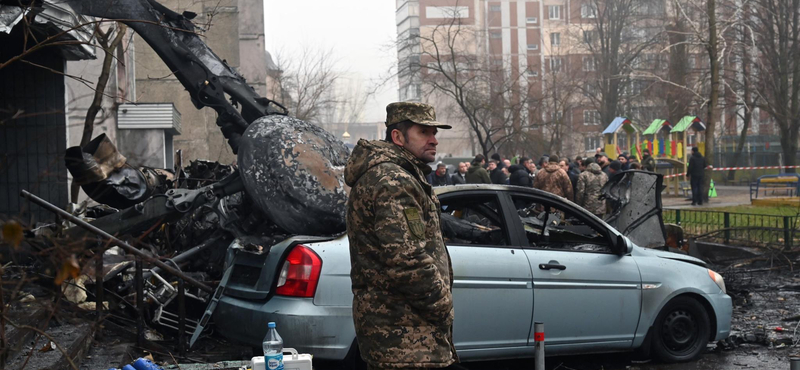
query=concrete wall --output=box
[133,0,267,164]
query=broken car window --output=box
[440,195,507,246]
[511,195,610,253]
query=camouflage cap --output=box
[385,102,452,129]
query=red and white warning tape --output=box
[663,165,800,179]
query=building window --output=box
[426,6,470,18]
[582,56,596,71]
[584,82,597,96]
[527,69,539,77]
[548,5,561,20]
[490,30,502,39]
[527,43,539,50]
[490,4,502,12]
[584,110,601,125]
[583,30,598,44]
[585,136,602,151]
[549,57,562,72]
[550,32,561,46]
[526,16,538,23]
[581,3,597,18]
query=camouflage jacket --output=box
[642,155,656,172]
[576,163,608,216]
[533,163,574,201]
[344,139,457,369]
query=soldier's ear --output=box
[391,129,406,147]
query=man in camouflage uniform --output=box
[533,154,574,201]
[575,157,608,217]
[344,102,460,370]
[641,149,656,172]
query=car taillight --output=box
[275,245,322,298]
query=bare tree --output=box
[70,22,128,200]
[541,52,583,156]
[725,0,757,180]
[269,47,341,124]
[664,0,748,199]
[750,0,800,173]
[401,12,545,157]
[579,0,667,125]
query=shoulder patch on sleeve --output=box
[404,208,425,239]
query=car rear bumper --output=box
[214,295,356,361]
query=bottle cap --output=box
[268,322,276,328]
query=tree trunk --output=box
[70,24,128,202]
[727,112,750,181]
[780,120,799,173]
[703,0,719,203]
[728,24,752,182]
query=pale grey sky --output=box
[263,0,399,123]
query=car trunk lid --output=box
[223,235,338,300]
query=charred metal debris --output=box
[5,124,349,352]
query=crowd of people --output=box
[426,147,667,217]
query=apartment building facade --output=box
[397,0,753,159]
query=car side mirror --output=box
[616,234,631,255]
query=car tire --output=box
[651,296,711,362]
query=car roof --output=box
[434,184,573,206]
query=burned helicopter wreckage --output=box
[4,0,349,345]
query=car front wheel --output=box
[651,296,711,362]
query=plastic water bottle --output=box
[262,322,284,370]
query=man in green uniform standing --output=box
[344,102,460,370]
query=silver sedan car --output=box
[214,172,731,367]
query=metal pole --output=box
[723,212,730,244]
[178,278,186,357]
[785,217,792,250]
[534,322,544,370]
[136,257,145,348]
[791,357,800,370]
[95,239,104,340]
[19,190,213,294]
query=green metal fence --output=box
[663,209,799,248]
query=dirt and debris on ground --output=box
[4,253,800,370]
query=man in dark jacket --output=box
[508,157,534,187]
[465,154,491,184]
[596,152,611,176]
[618,154,630,171]
[451,162,468,184]
[560,159,579,192]
[608,160,622,177]
[687,147,707,206]
[427,162,452,186]
[345,102,458,368]
[490,159,509,185]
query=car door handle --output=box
[539,263,566,270]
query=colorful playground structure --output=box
[601,115,707,195]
